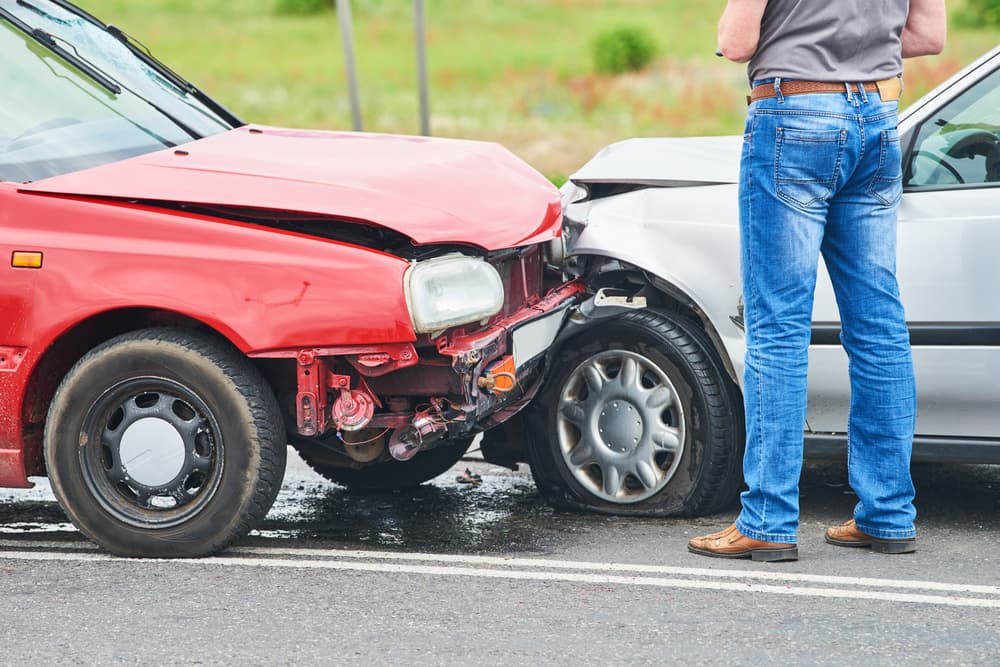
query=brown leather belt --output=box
[748,77,902,104]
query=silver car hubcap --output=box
[118,418,187,488]
[556,350,685,503]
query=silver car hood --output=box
[570,136,741,185]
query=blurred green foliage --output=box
[546,173,567,188]
[274,0,329,16]
[593,26,657,74]
[956,0,1000,26]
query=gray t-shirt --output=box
[748,0,909,83]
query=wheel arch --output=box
[576,257,743,387]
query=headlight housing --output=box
[404,254,504,334]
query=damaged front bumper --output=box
[436,278,587,428]
[259,279,587,461]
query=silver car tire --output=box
[527,309,743,517]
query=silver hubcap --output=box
[119,418,186,487]
[556,350,685,503]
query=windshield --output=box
[0,0,236,182]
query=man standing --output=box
[688,0,947,562]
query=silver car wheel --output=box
[555,349,685,504]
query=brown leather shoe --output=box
[688,523,798,562]
[825,519,916,554]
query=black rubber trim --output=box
[902,181,1000,194]
[805,434,1000,464]
[572,180,732,202]
[811,323,1000,346]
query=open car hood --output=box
[20,126,562,250]
[570,135,741,186]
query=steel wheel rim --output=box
[556,349,685,504]
[78,377,225,528]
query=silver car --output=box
[484,46,1000,517]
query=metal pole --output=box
[414,0,430,136]
[337,0,363,131]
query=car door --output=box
[807,57,1000,442]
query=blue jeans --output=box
[735,80,917,543]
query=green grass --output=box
[81,0,998,175]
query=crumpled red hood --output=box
[21,126,562,250]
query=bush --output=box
[593,26,657,75]
[960,0,1000,26]
[274,0,329,16]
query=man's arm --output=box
[902,0,947,58]
[717,0,768,63]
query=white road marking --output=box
[0,523,77,534]
[0,539,96,550]
[229,545,1000,596]
[1,547,998,609]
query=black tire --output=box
[296,438,472,491]
[525,309,743,517]
[43,328,287,557]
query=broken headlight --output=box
[404,254,504,334]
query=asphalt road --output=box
[1,447,998,665]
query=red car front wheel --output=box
[44,328,286,557]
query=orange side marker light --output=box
[11,251,43,269]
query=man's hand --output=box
[717,0,768,63]
[902,0,947,58]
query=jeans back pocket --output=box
[775,128,847,209]
[867,129,903,206]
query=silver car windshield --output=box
[0,0,234,182]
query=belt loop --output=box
[774,77,784,103]
[844,81,853,102]
[857,81,869,103]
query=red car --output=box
[0,0,582,556]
